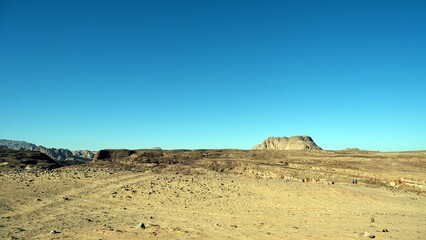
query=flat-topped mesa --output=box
[252,136,322,150]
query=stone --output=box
[363,232,375,238]
[137,223,146,229]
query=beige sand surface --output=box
[1,161,425,240]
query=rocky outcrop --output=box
[33,146,73,161]
[73,150,96,160]
[0,147,61,170]
[252,136,322,150]
[0,139,95,162]
[33,147,94,162]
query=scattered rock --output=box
[137,223,146,229]
[370,217,375,223]
[382,228,389,232]
[50,230,60,234]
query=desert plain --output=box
[1,149,425,239]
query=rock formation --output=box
[252,136,322,150]
[0,139,95,162]
[33,146,94,162]
[0,147,61,170]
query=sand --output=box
[1,161,425,240]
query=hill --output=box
[0,147,61,170]
[252,136,322,150]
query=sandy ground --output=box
[1,164,425,240]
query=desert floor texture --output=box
[1,150,425,239]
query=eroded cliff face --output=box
[252,136,322,150]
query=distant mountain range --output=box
[0,139,36,150]
[0,139,95,162]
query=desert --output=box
[1,140,425,239]
[3,1,426,239]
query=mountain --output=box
[252,136,322,150]
[33,146,95,162]
[0,139,95,162]
[0,139,36,150]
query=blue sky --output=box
[1,0,425,151]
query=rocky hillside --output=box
[252,136,322,150]
[0,146,61,170]
[33,146,95,162]
[0,139,95,162]
[0,139,36,150]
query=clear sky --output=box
[1,0,425,151]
